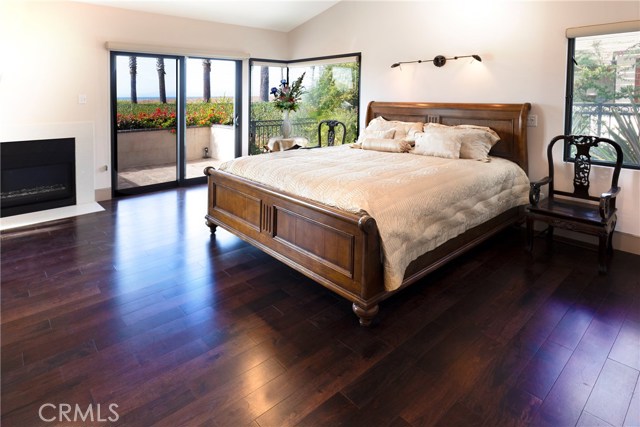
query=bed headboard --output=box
[365,101,531,174]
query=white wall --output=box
[0,0,288,191]
[289,1,640,238]
[1,0,638,241]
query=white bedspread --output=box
[219,146,529,291]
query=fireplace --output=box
[1,138,76,217]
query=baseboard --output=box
[95,187,111,201]
[612,231,639,255]
[534,225,640,256]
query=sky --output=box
[116,55,236,100]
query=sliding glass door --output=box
[111,52,241,195]
[184,58,237,179]
[113,54,178,192]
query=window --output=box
[249,54,360,154]
[565,22,640,169]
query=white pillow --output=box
[354,128,396,146]
[413,128,462,159]
[361,138,412,153]
[364,128,396,139]
[423,123,500,161]
[366,117,423,142]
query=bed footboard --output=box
[204,167,385,325]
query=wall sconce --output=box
[391,54,482,68]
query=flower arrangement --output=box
[270,72,306,112]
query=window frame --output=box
[564,26,640,171]
[109,50,243,196]
[248,52,362,153]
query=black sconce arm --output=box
[391,54,482,68]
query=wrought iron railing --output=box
[571,102,639,167]
[249,118,319,154]
[572,102,636,136]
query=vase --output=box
[281,110,292,139]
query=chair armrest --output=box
[601,186,620,199]
[529,176,551,206]
[599,186,620,220]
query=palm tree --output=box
[260,66,269,101]
[203,59,211,103]
[129,56,137,104]
[156,58,166,103]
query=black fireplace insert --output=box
[1,138,76,217]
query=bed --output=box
[204,101,531,325]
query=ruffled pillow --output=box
[361,138,412,153]
[413,128,462,159]
[423,123,500,162]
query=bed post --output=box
[353,214,384,326]
[204,166,218,234]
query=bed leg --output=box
[205,218,217,234]
[352,303,379,327]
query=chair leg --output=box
[598,233,608,275]
[526,216,534,252]
[546,225,554,241]
[607,231,615,255]
[607,219,617,255]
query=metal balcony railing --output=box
[573,102,636,136]
[249,118,319,154]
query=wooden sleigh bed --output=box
[204,101,531,325]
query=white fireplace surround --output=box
[0,122,104,230]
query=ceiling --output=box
[73,0,341,32]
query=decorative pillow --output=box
[353,128,396,147]
[457,128,500,161]
[366,116,393,131]
[366,116,423,143]
[423,123,500,162]
[361,138,412,153]
[364,128,396,139]
[413,129,462,159]
[391,120,424,142]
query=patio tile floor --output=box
[117,158,225,189]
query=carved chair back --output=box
[546,135,623,207]
[318,120,347,147]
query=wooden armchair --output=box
[318,120,346,147]
[526,135,623,274]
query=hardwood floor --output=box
[1,185,639,427]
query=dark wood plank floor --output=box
[2,185,639,427]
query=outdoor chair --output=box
[318,120,347,147]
